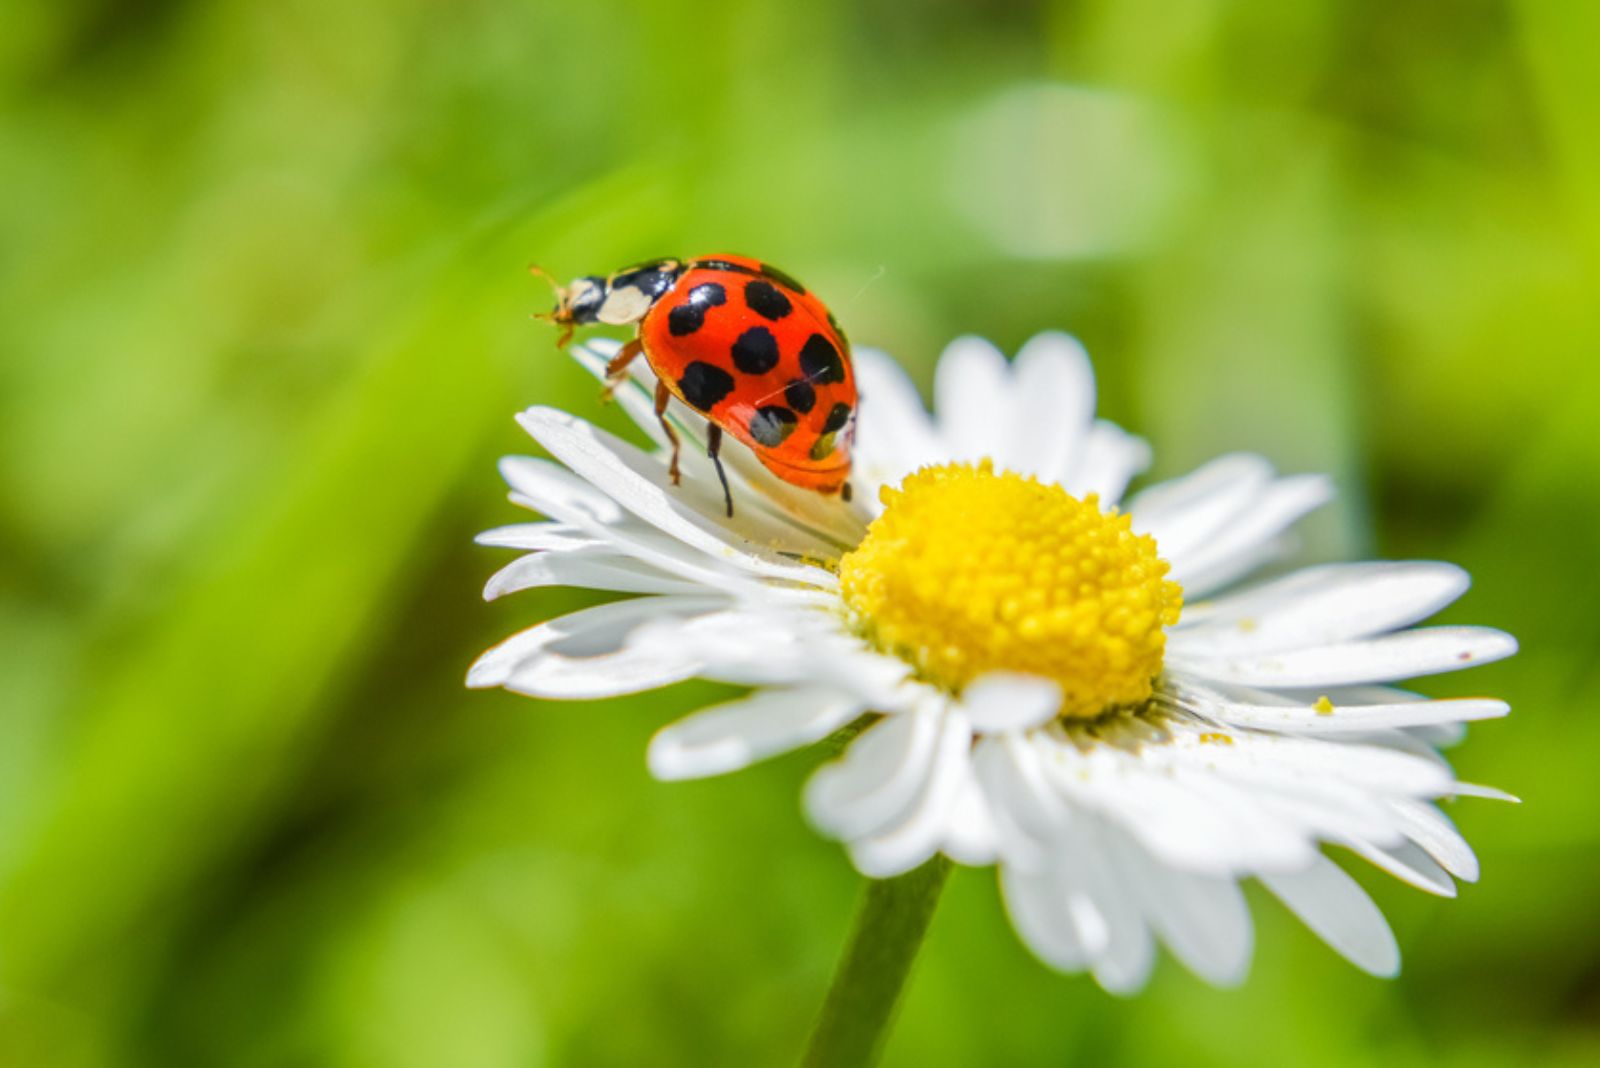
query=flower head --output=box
[470,332,1516,991]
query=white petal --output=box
[1089,904,1156,994]
[517,407,835,584]
[942,762,1000,865]
[1252,789,1406,851]
[1449,782,1520,803]
[1179,730,1456,798]
[1150,735,1449,850]
[973,733,1072,869]
[1129,453,1275,555]
[629,605,914,704]
[1164,768,1319,872]
[1001,865,1094,971]
[501,454,770,591]
[847,708,974,877]
[500,454,627,526]
[934,336,1011,461]
[1033,741,1226,873]
[1386,798,1479,881]
[467,594,722,696]
[1049,721,1453,809]
[483,548,709,598]
[1343,839,1456,897]
[1171,627,1518,688]
[1405,721,1469,748]
[1064,421,1150,506]
[647,687,865,780]
[1001,813,1160,992]
[506,657,689,701]
[959,673,1062,733]
[1170,562,1473,656]
[852,347,941,494]
[1200,696,1509,735]
[510,516,761,594]
[1035,735,1311,876]
[475,522,597,551]
[1260,854,1400,976]
[1169,475,1334,596]
[1000,332,1094,480]
[805,707,940,842]
[1349,725,1455,768]
[502,646,699,699]
[1202,681,1434,709]
[467,595,705,688]
[1068,817,1157,994]
[1111,836,1253,986]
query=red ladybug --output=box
[538,255,856,516]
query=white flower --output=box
[469,332,1516,992]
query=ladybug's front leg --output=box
[601,338,643,401]
[706,423,733,518]
[654,379,681,485]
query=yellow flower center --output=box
[838,462,1182,719]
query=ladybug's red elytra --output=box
[537,255,857,516]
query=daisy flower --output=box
[469,332,1516,992]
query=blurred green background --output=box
[2,1,1597,1065]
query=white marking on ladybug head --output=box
[597,284,653,325]
[559,276,609,325]
[566,277,603,309]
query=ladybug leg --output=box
[706,423,734,518]
[654,379,681,485]
[601,338,643,401]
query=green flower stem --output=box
[802,856,953,1068]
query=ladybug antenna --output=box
[527,263,577,347]
[527,263,561,323]
[527,262,559,290]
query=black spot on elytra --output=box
[730,326,780,374]
[784,379,816,414]
[748,406,798,447]
[667,282,728,336]
[822,402,852,434]
[667,305,700,336]
[690,282,728,306]
[810,433,838,461]
[799,333,845,384]
[759,263,807,294]
[679,361,735,411]
[744,279,793,320]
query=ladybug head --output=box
[540,271,608,326]
[557,275,609,326]
[531,260,682,347]
[529,266,608,347]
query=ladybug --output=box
[536,255,856,516]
